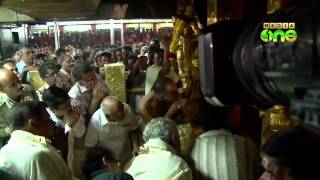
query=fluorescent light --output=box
[64,25,91,32]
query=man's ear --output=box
[102,156,111,169]
[28,118,38,131]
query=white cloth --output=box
[59,69,70,77]
[0,130,72,180]
[189,129,259,180]
[47,108,86,172]
[85,104,139,161]
[16,60,26,74]
[68,82,89,102]
[126,139,192,180]
[145,65,162,95]
[68,82,91,117]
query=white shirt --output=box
[47,108,86,171]
[189,129,259,180]
[59,68,70,77]
[85,104,139,161]
[68,82,91,117]
[16,60,26,74]
[126,139,192,180]
[0,130,72,180]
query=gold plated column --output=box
[104,63,127,103]
[260,105,296,145]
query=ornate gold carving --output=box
[104,63,127,103]
[29,70,46,90]
[260,105,295,145]
[170,6,201,97]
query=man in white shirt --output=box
[16,46,34,75]
[0,69,24,148]
[85,96,140,164]
[57,54,74,90]
[0,101,72,180]
[68,62,109,121]
[42,86,86,179]
[125,117,192,180]
[188,105,259,180]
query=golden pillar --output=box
[260,105,296,145]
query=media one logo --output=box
[260,22,297,43]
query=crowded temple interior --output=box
[0,0,320,180]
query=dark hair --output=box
[82,51,91,61]
[122,46,132,51]
[10,101,47,128]
[96,52,112,63]
[194,103,231,131]
[262,126,320,180]
[11,48,20,56]
[35,53,48,61]
[38,63,58,79]
[150,39,160,47]
[72,62,93,81]
[127,55,138,66]
[82,146,115,179]
[100,52,111,59]
[148,48,164,63]
[55,48,67,58]
[19,45,33,54]
[42,86,69,109]
[152,77,174,96]
[74,55,82,62]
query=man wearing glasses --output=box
[85,96,140,166]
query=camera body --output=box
[198,3,320,127]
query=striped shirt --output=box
[189,129,259,180]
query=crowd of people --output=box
[30,28,172,51]
[0,37,319,180]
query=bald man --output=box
[85,96,140,164]
[0,69,23,147]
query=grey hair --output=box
[19,45,32,54]
[143,117,179,144]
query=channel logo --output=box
[260,22,297,43]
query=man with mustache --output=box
[0,69,24,148]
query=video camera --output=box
[198,2,320,127]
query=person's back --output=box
[125,118,192,180]
[126,139,191,180]
[189,105,259,180]
[82,146,134,180]
[190,129,258,180]
[0,101,72,180]
[0,130,71,180]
